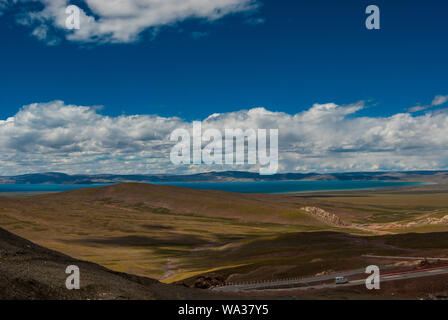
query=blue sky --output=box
[0,0,447,175]
[1,0,447,120]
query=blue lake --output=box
[153,180,423,194]
[0,181,423,194]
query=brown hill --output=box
[0,183,325,282]
[2,183,448,297]
[29,182,321,225]
[0,226,230,300]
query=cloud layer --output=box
[5,0,257,44]
[1,99,448,175]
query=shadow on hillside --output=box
[63,234,210,247]
[141,224,176,231]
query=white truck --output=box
[335,276,349,284]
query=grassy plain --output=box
[1,183,448,286]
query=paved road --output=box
[265,266,448,292]
[213,266,396,292]
[214,266,448,292]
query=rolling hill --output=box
[0,226,230,300]
[1,170,448,185]
[1,182,448,291]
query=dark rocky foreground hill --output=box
[0,227,230,300]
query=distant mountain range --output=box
[1,170,448,185]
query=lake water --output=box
[153,180,422,194]
[0,180,422,194]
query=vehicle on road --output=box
[335,276,349,284]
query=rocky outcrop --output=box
[411,215,448,226]
[301,207,348,227]
[384,214,448,229]
[193,274,225,289]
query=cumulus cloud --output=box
[2,99,448,175]
[5,0,258,44]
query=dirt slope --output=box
[0,227,230,300]
[27,182,320,225]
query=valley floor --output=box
[1,183,448,299]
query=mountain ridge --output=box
[1,170,448,185]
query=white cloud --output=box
[2,99,448,175]
[432,95,448,107]
[408,94,448,113]
[6,0,258,44]
[408,105,427,113]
